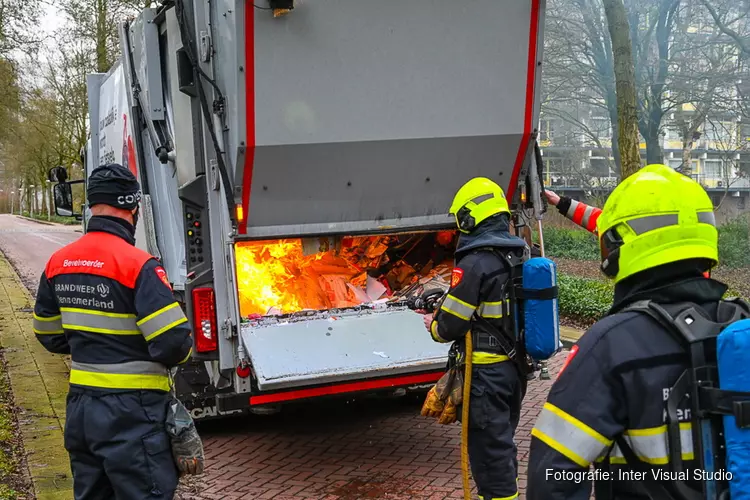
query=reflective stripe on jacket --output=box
[33,217,193,392]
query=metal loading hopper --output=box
[239,307,451,392]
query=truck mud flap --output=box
[173,360,247,421]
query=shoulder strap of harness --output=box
[614,298,750,500]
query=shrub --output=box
[718,215,750,269]
[544,227,599,260]
[557,273,613,323]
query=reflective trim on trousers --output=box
[69,360,170,392]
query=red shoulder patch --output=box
[155,267,172,290]
[557,345,579,380]
[450,268,464,288]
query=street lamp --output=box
[29,185,35,219]
[46,180,52,221]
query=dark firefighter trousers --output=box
[64,388,179,500]
[467,361,523,499]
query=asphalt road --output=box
[0,215,81,295]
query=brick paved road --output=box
[176,353,567,500]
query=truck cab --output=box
[51,0,547,420]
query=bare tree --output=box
[542,0,622,173]
[603,0,641,178]
[699,0,750,58]
[705,117,750,208]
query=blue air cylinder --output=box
[717,319,750,499]
[522,257,560,360]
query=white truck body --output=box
[74,0,547,419]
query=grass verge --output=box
[0,353,31,500]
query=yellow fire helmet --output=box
[449,177,510,233]
[596,164,718,283]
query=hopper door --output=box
[239,309,451,392]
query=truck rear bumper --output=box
[216,369,442,412]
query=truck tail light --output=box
[192,287,218,352]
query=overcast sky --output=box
[40,2,65,40]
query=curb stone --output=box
[0,251,73,499]
[15,216,57,226]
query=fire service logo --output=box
[96,283,110,298]
[155,267,171,290]
[450,268,464,288]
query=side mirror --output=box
[53,183,75,217]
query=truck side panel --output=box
[238,0,543,235]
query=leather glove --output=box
[421,386,445,418]
[437,399,458,425]
[176,456,204,476]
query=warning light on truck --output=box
[235,204,244,223]
[192,287,218,352]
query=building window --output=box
[703,159,723,179]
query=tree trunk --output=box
[603,0,641,180]
[96,0,109,73]
[680,140,694,177]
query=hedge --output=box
[557,273,613,323]
[544,227,599,260]
[557,272,745,325]
[546,215,750,268]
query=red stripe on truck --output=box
[248,371,444,405]
[240,2,256,235]
[506,0,541,203]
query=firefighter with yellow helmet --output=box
[421,177,529,499]
[528,164,726,499]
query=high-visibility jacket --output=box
[33,216,193,393]
[526,273,726,499]
[430,218,528,365]
[556,195,601,235]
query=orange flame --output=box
[234,232,458,318]
[235,239,362,317]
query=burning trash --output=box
[235,231,456,318]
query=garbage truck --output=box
[50,0,548,421]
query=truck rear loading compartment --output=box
[240,308,451,392]
[239,0,544,237]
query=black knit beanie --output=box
[87,164,142,210]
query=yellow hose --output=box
[461,332,473,500]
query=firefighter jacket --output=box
[556,196,601,235]
[33,216,193,393]
[527,260,724,500]
[430,217,528,365]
